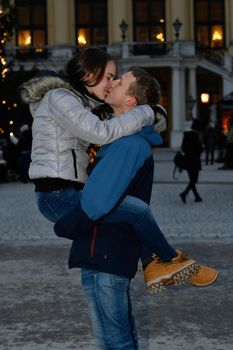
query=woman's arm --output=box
[47,89,155,145]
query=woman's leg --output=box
[188,170,202,201]
[101,195,177,262]
[36,188,81,223]
[54,196,199,294]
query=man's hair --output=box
[127,67,160,108]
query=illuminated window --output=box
[15,0,47,57]
[75,0,108,47]
[194,0,225,49]
[133,0,165,42]
[133,0,166,55]
[211,25,223,48]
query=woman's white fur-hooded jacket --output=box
[20,75,155,184]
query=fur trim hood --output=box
[20,75,85,104]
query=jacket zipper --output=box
[90,226,97,257]
[71,149,78,178]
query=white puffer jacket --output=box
[21,76,155,184]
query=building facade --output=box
[2,0,233,147]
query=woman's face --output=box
[85,60,116,100]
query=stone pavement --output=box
[0,149,233,350]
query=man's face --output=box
[104,71,136,111]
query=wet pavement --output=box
[0,149,232,350]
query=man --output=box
[55,68,218,349]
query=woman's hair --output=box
[127,67,161,108]
[65,48,115,90]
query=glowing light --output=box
[78,35,87,45]
[156,33,164,42]
[1,57,6,65]
[9,120,14,125]
[201,93,210,103]
[10,132,14,137]
[13,103,17,108]
[212,30,222,41]
[19,31,32,46]
[2,100,6,105]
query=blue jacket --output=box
[67,127,162,278]
[80,126,162,219]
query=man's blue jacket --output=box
[55,127,162,278]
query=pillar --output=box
[170,65,186,148]
[188,66,197,119]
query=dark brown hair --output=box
[65,48,115,89]
[127,67,160,108]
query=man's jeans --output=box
[81,269,139,350]
[36,189,176,262]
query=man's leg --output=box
[81,269,139,350]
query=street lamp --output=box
[172,18,182,41]
[187,94,196,120]
[119,20,128,42]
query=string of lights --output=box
[0,0,15,81]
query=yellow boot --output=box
[144,250,200,294]
[189,265,219,287]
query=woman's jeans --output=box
[81,269,139,350]
[36,189,176,262]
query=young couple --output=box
[21,48,218,349]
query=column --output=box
[170,65,186,148]
[188,66,197,119]
[48,0,73,58]
[108,0,130,42]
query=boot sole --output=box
[146,262,200,294]
[189,270,219,287]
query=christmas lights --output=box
[0,1,15,80]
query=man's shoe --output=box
[189,265,219,287]
[195,197,203,202]
[144,250,200,294]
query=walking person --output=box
[13,124,32,183]
[203,124,216,165]
[180,119,204,203]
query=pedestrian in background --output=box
[203,124,216,165]
[180,119,204,203]
[17,124,32,183]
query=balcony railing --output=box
[3,41,233,74]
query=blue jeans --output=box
[36,189,176,262]
[81,269,139,350]
[36,188,81,223]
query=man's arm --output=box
[80,135,152,220]
[54,135,152,239]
